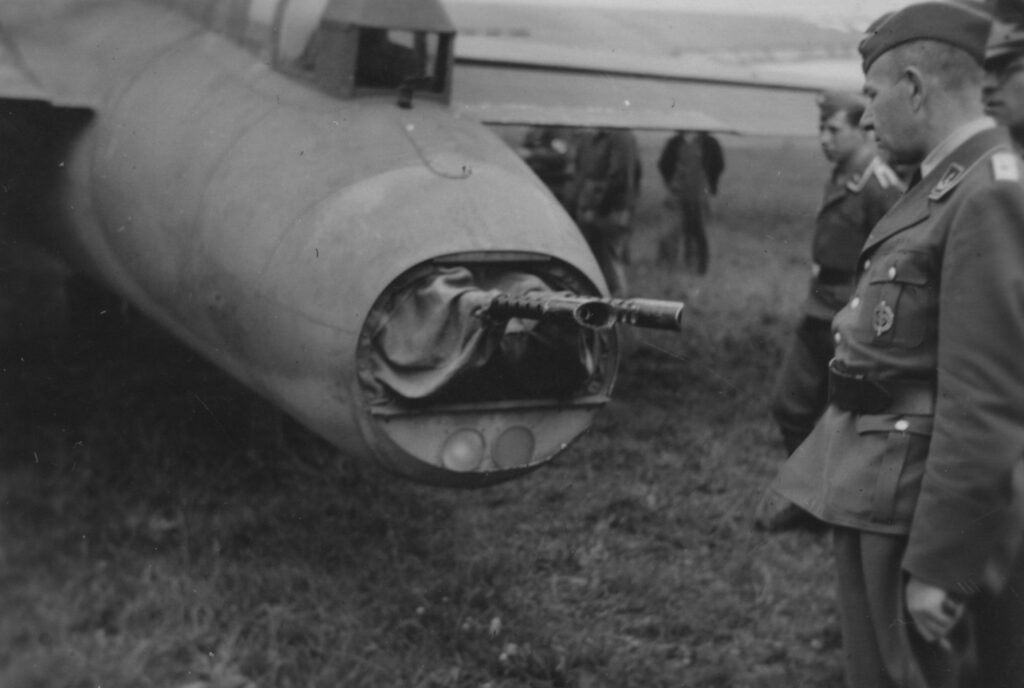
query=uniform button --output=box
[864,259,872,270]
[851,297,861,309]
[834,332,842,344]
[888,266,897,280]
[894,419,909,432]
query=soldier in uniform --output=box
[517,126,573,209]
[971,13,1024,687]
[770,91,903,457]
[568,128,640,296]
[697,131,725,198]
[657,131,710,274]
[766,3,1024,686]
[984,8,1024,149]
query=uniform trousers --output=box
[658,196,708,274]
[834,527,976,688]
[771,315,834,454]
[679,197,708,274]
[580,222,629,297]
[975,550,1024,687]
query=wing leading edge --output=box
[452,36,863,136]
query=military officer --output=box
[965,14,1024,688]
[767,4,1024,686]
[770,90,903,457]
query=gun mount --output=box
[357,263,684,485]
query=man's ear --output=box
[904,67,926,111]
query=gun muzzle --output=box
[611,298,686,331]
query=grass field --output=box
[0,133,845,687]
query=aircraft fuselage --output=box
[2,0,616,486]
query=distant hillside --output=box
[444,2,861,63]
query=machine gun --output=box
[472,292,685,331]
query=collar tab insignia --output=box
[928,163,965,201]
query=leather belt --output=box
[828,360,936,415]
[813,264,855,286]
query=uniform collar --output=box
[861,126,1014,255]
[821,148,881,209]
[920,117,995,178]
[845,156,888,193]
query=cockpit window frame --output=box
[351,28,452,97]
[269,0,455,102]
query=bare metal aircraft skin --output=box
[0,0,843,487]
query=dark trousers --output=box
[581,224,629,297]
[681,197,708,274]
[658,197,707,274]
[975,550,1024,687]
[771,315,834,454]
[834,528,976,688]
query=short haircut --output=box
[884,39,983,93]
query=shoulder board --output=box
[928,163,966,201]
[991,151,1021,182]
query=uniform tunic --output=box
[806,154,905,320]
[770,123,1024,686]
[771,152,903,453]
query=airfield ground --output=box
[0,133,844,687]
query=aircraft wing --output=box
[451,33,864,137]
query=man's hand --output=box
[905,577,965,649]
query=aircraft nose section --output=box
[274,154,611,487]
[253,133,612,487]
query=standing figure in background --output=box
[517,126,573,209]
[657,131,709,274]
[985,12,1024,149]
[769,91,902,456]
[697,131,725,217]
[568,127,640,296]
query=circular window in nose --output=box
[440,429,486,472]
[493,426,535,468]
